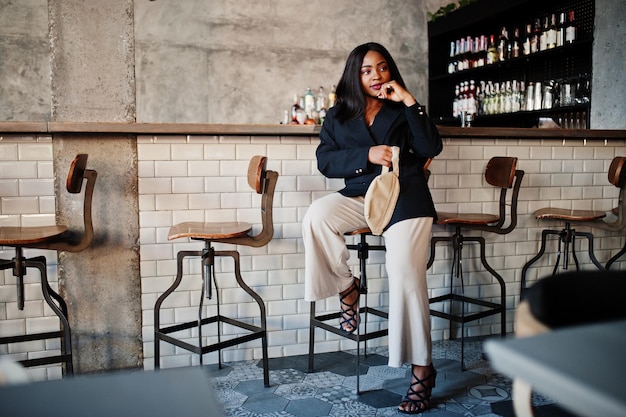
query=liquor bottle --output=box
[459,81,469,115]
[531,18,541,53]
[547,14,557,49]
[511,27,521,58]
[468,80,477,116]
[539,16,549,51]
[487,34,499,65]
[477,80,486,115]
[503,81,512,113]
[452,84,460,118]
[565,10,576,44]
[465,35,474,70]
[316,86,327,113]
[290,94,301,124]
[476,35,487,67]
[557,12,566,47]
[512,80,520,112]
[304,87,315,117]
[484,81,493,115]
[525,82,535,111]
[523,23,532,55]
[328,85,337,108]
[493,82,501,114]
[448,41,457,74]
[497,27,508,61]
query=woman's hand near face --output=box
[368,145,393,167]
[376,81,417,107]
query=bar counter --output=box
[0,121,625,380]
[1,121,625,139]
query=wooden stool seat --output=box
[0,154,97,375]
[343,226,372,236]
[436,212,500,225]
[0,226,68,245]
[534,207,606,222]
[168,222,251,241]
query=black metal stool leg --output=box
[308,301,317,373]
[154,250,201,369]
[521,229,560,296]
[221,250,270,387]
[29,257,73,375]
[575,230,605,271]
[606,243,626,270]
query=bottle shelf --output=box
[431,38,592,82]
[427,0,595,129]
[435,103,590,128]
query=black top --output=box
[317,102,443,229]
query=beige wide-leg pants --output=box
[303,192,433,367]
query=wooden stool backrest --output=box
[608,157,626,188]
[477,156,525,234]
[66,154,89,193]
[44,154,98,252]
[485,156,518,189]
[248,155,267,193]
[607,156,626,231]
[223,155,278,247]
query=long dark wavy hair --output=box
[334,42,407,123]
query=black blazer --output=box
[317,102,443,228]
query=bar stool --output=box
[154,155,278,387]
[428,156,524,370]
[308,159,432,394]
[0,154,97,375]
[521,156,626,294]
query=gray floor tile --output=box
[208,338,571,417]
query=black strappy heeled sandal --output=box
[338,278,360,334]
[398,364,437,414]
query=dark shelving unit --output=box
[428,0,594,128]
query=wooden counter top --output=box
[0,121,624,140]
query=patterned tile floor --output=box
[205,337,576,417]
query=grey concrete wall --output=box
[0,0,51,121]
[49,0,136,122]
[134,0,434,124]
[591,0,626,129]
[49,0,141,373]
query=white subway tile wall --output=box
[2,134,626,379]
